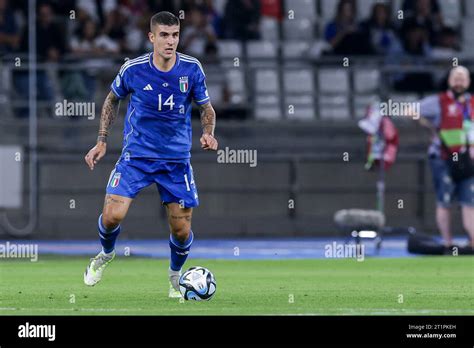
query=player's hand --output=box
[200,133,218,151]
[85,142,107,170]
[470,146,474,160]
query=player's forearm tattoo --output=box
[199,102,216,136]
[98,92,120,143]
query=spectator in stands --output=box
[402,0,442,26]
[324,0,372,55]
[223,0,261,40]
[103,7,128,53]
[71,6,94,42]
[0,0,20,53]
[400,0,442,46]
[13,2,64,117]
[77,0,117,28]
[202,0,225,38]
[34,2,66,62]
[431,26,459,59]
[400,24,431,56]
[180,7,217,58]
[68,19,119,100]
[360,3,401,55]
[391,24,434,92]
[47,0,77,17]
[261,0,282,21]
[121,0,151,18]
[71,19,119,55]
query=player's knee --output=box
[102,209,124,230]
[170,225,190,244]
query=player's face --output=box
[449,72,470,95]
[149,24,180,60]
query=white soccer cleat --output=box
[84,250,115,286]
[168,268,182,298]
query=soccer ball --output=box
[179,266,216,301]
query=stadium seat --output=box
[283,69,314,94]
[353,68,381,93]
[287,106,315,120]
[217,40,243,60]
[256,94,282,120]
[256,94,279,105]
[206,83,224,107]
[462,19,474,48]
[284,0,317,20]
[320,0,337,21]
[284,95,315,120]
[255,105,282,120]
[439,0,461,27]
[318,69,349,94]
[283,69,315,120]
[225,69,246,105]
[255,69,280,94]
[246,41,278,59]
[282,18,315,41]
[466,0,474,17]
[282,41,311,59]
[319,95,351,120]
[253,69,282,120]
[260,16,280,42]
[226,69,245,92]
[246,41,278,68]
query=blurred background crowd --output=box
[2,0,473,118]
[0,0,464,60]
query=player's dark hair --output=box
[150,11,180,31]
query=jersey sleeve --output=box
[419,95,441,127]
[110,62,132,99]
[192,65,210,105]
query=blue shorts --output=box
[429,156,474,208]
[106,158,199,208]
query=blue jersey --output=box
[110,52,210,160]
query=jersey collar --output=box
[149,52,180,73]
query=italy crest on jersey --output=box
[111,172,121,188]
[179,76,188,93]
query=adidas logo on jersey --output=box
[143,84,153,90]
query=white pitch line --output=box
[275,308,474,315]
[1,307,473,315]
[0,307,147,312]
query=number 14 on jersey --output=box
[158,94,175,111]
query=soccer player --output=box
[83,11,218,297]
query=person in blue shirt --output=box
[83,11,218,298]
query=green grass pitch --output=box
[0,256,472,315]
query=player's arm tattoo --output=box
[97,92,121,143]
[199,102,216,136]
